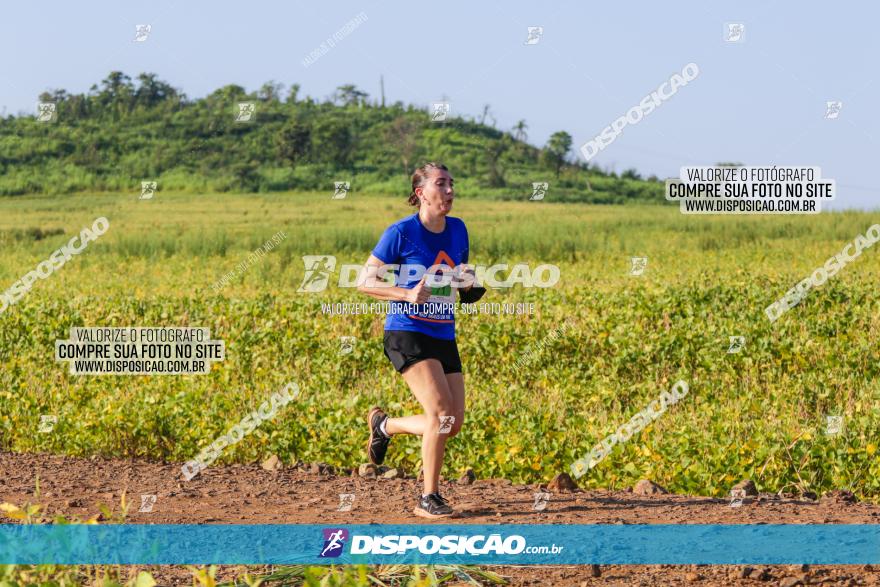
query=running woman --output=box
[357,162,484,519]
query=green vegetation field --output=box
[1,192,878,499]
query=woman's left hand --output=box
[454,264,476,292]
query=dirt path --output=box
[2,452,879,586]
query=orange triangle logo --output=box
[432,250,456,268]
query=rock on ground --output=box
[358,463,377,478]
[822,489,858,504]
[260,455,281,471]
[548,472,578,493]
[731,479,758,496]
[309,462,334,475]
[633,479,669,495]
[458,468,476,485]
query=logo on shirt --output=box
[425,250,456,304]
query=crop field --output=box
[2,192,879,501]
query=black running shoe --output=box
[414,492,454,518]
[367,406,390,465]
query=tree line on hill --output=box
[0,71,664,202]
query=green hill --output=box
[0,71,664,202]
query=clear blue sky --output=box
[2,0,877,210]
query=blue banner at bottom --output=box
[1,524,879,565]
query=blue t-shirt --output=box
[371,213,469,340]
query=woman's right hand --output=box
[405,275,432,304]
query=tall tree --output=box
[486,134,512,187]
[258,81,284,102]
[287,83,301,104]
[513,119,528,141]
[134,73,182,108]
[383,116,423,176]
[310,116,354,168]
[478,104,496,127]
[207,84,248,104]
[90,71,135,115]
[334,84,368,107]
[543,131,572,179]
[276,116,312,167]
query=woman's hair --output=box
[408,162,449,206]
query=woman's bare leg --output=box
[385,372,465,436]
[384,359,453,495]
[444,372,465,438]
[385,414,428,435]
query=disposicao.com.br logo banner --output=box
[2,524,880,565]
[318,527,560,560]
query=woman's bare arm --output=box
[356,255,431,304]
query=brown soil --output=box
[2,451,879,586]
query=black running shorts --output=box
[383,330,462,375]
